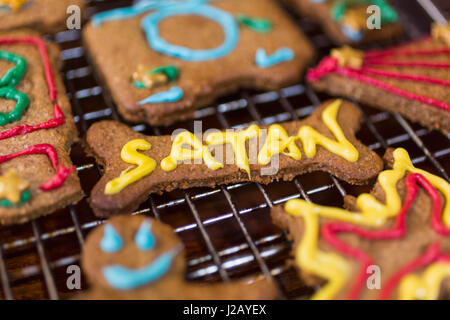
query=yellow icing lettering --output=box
[205,125,260,177]
[298,99,359,162]
[398,262,450,300]
[105,139,156,195]
[284,147,450,299]
[258,124,301,165]
[161,131,223,172]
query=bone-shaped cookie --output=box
[271,148,450,300]
[78,215,279,299]
[308,23,450,135]
[86,99,382,217]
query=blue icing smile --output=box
[138,86,183,105]
[101,224,123,253]
[103,247,180,290]
[141,2,239,61]
[341,25,363,42]
[255,47,294,68]
[135,220,156,251]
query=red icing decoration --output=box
[321,173,449,299]
[358,67,450,87]
[0,37,65,141]
[0,144,74,191]
[380,242,450,299]
[307,46,450,112]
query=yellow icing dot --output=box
[284,147,450,299]
[105,139,156,195]
[0,0,27,11]
[0,169,29,203]
[161,131,223,172]
[398,262,450,300]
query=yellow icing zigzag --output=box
[105,139,157,195]
[398,262,450,300]
[284,148,450,299]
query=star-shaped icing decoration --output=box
[432,23,450,47]
[0,0,28,11]
[0,169,29,204]
[331,46,364,69]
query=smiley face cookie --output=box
[79,215,280,299]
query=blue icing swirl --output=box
[255,47,294,68]
[138,86,183,105]
[135,220,156,251]
[101,224,123,253]
[102,247,180,290]
[141,2,239,61]
[92,0,180,26]
[92,0,239,62]
[341,25,363,42]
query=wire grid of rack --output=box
[0,0,449,300]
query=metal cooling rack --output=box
[0,0,449,300]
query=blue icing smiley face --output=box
[84,216,184,291]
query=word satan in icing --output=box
[105,99,359,194]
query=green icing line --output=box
[236,13,272,33]
[0,190,31,208]
[331,0,398,24]
[0,50,27,88]
[149,65,179,82]
[0,86,30,126]
[133,80,147,89]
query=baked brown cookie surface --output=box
[83,0,315,126]
[0,0,85,33]
[78,215,279,299]
[307,24,450,135]
[0,29,82,225]
[285,0,403,44]
[86,99,382,217]
[272,148,450,300]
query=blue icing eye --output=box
[135,220,156,251]
[101,224,123,253]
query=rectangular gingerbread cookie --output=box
[0,29,82,225]
[0,0,85,34]
[271,147,450,300]
[86,99,383,217]
[307,23,450,135]
[284,0,403,44]
[82,0,315,126]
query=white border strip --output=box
[417,0,448,23]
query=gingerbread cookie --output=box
[82,0,315,126]
[284,0,403,44]
[0,29,82,225]
[86,99,382,217]
[0,0,85,34]
[272,148,450,300]
[78,215,279,299]
[307,23,450,135]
